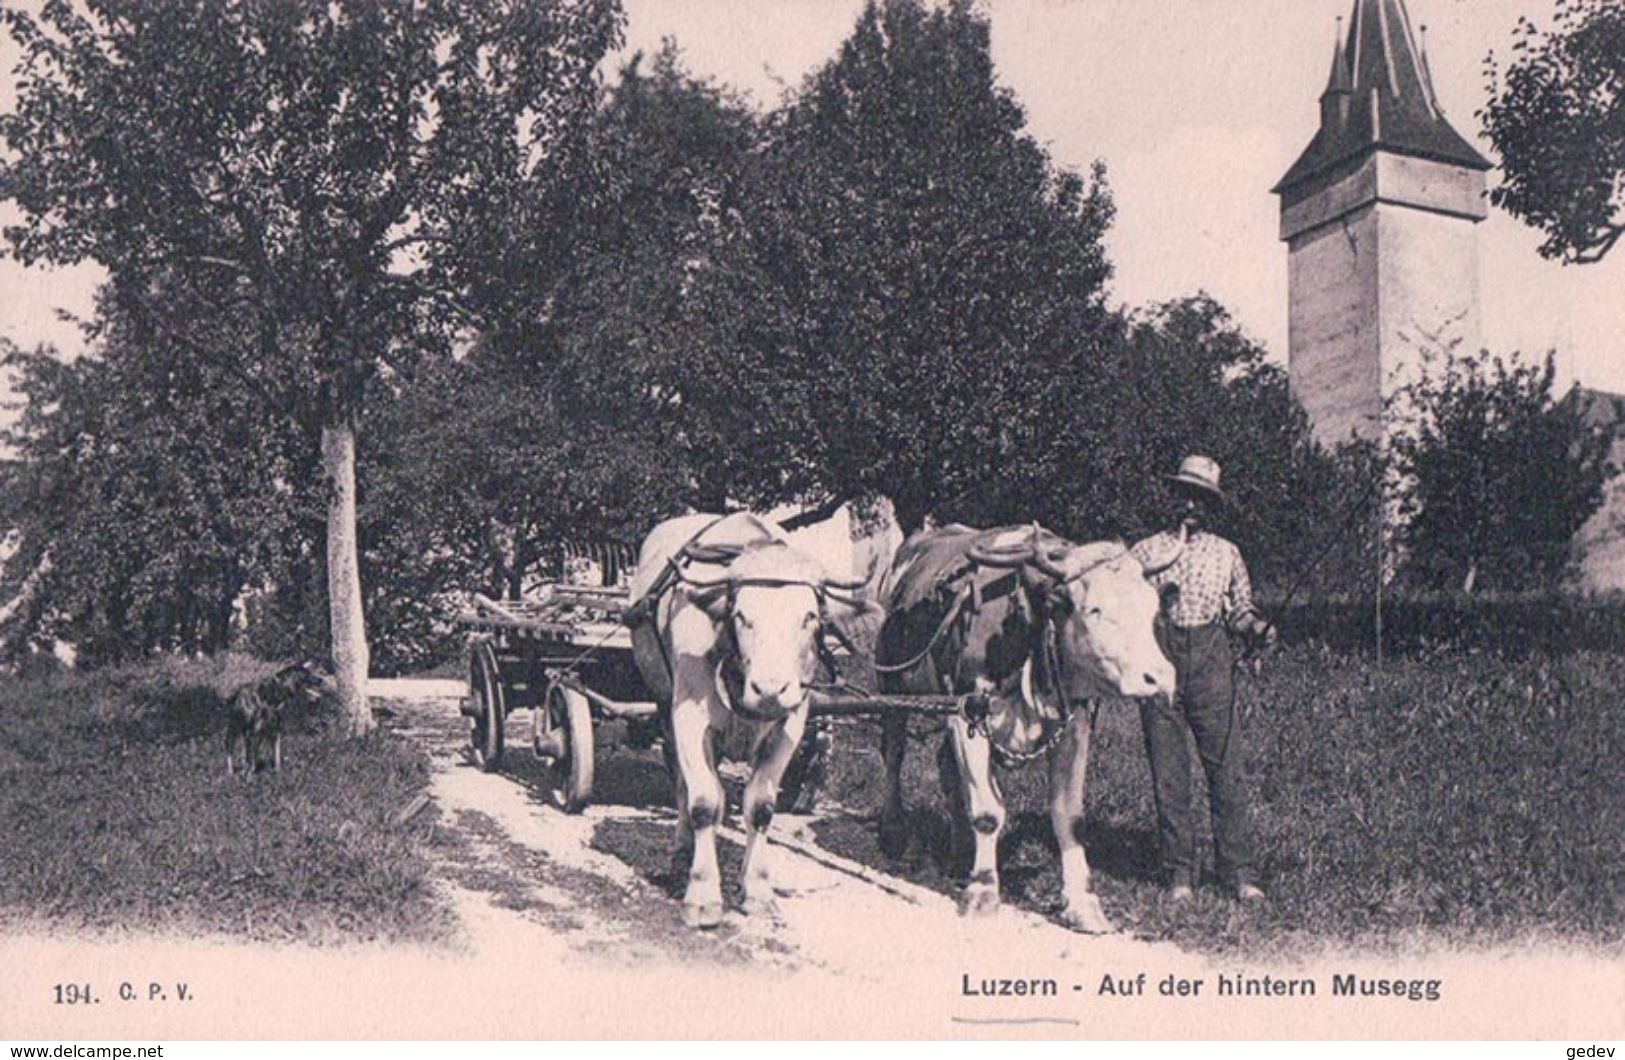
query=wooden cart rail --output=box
[453,580,990,814]
[455,591,633,648]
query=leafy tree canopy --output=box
[354,44,741,665]
[1391,350,1614,592]
[1,0,624,719]
[0,297,316,663]
[1,0,623,424]
[703,0,1116,531]
[1063,296,1365,591]
[1483,0,1625,263]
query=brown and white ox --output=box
[629,511,879,929]
[875,524,1179,932]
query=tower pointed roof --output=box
[1275,0,1490,197]
[1322,18,1353,98]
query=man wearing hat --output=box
[1130,455,1275,903]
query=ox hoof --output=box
[877,816,910,859]
[1059,894,1113,934]
[958,884,1001,918]
[740,893,780,918]
[681,901,725,930]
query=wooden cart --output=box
[456,585,646,811]
[455,571,982,814]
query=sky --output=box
[3,0,1622,415]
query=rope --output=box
[552,621,630,683]
[871,583,972,674]
[990,720,1069,768]
[988,625,1078,767]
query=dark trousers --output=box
[1138,622,1255,888]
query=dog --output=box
[224,661,327,776]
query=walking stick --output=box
[1234,462,1388,672]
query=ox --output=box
[875,524,1179,932]
[628,511,877,929]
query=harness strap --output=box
[621,516,730,686]
[971,584,1085,766]
[872,582,972,675]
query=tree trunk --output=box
[322,421,373,736]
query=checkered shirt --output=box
[1131,530,1259,631]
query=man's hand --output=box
[1239,613,1277,652]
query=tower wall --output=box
[1375,201,1482,402]
[1282,153,1485,446]
[1287,204,1382,445]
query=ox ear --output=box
[1016,564,1076,623]
[690,582,735,622]
[1041,581,1076,621]
[820,591,887,660]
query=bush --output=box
[1270,594,1625,657]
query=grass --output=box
[4,642,1618,958]
[0,656,452,944]
[812,645,1625,955]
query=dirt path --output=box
[382,679,1185,983]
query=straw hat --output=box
[1167,454,1223,500]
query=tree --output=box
[341,48,755,671]
[557,45,772,514]
[0,303,316,663]
[1050,295,1367,592]
[361,45,750,605]
[1483,0,1625,263]
[1390,350,1613,591]
[702,0,1116,532]
[0,0,622,731]
[358,350,691,673]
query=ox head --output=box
[681,544,876,720]
[970,527,1179,701]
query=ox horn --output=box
[1032,544,1074,582]
[1031,520,1077,581]
[673,560,737,591]
[1035,537,1140,583]
[1139,523,1188,577]
[1027,522,1088,582]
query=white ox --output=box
[628,511,879,928]
[876,524,1178,932]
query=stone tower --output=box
[1274,0,1492,446]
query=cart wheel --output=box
[469,641,505,772]
[536,682,594,813]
